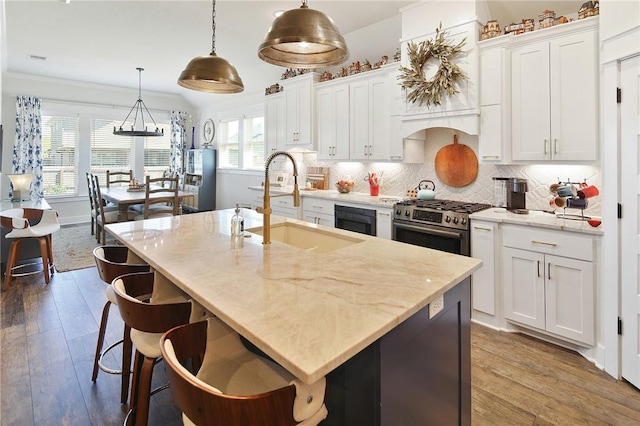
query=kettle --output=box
[417,180,436,200]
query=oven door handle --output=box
[393,222,464,240]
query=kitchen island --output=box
[105,208,482,425]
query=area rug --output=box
[52,224,114,272]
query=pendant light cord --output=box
[211,0,216,55]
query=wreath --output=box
[398,24,468,107]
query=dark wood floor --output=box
[2,266,640,425]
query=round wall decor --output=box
[398,24,468,107]
[203,118,215,143]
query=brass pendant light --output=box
[258,0,349,68]
[178,0,244,93]
[114,68,164,137]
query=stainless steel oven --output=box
[335,204,376,236]
[392,200,491,256]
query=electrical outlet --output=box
[429,295,444,319]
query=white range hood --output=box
[397,0,491,137]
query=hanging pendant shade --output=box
[178,0,243,93]
[114,67,164,137]
[258,0,348,68]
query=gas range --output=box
[393,199,492,231]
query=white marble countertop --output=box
[106,208,481,384]
[249,185,401,209]
[470,208,603,236]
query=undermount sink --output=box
[247,222,364,253]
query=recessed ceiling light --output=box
[28,54,47,61]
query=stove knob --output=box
[445,216,451,223]
[405,210,411,217]
[395,209,401,216]
[461,218,467,225]
[453,217,459,224]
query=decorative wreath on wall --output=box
[398,24,468,107]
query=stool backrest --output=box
[93,246,150,284]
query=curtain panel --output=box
[13,96,44,199]
[170,111,187,175]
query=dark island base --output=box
[324,277,471,426]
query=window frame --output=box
[216,104,264,171]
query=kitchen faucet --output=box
[258,151,300,244]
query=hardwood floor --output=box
[2,267,640,425]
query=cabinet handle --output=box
[548,262,552,280]
[377,211,391,217]
[312,205,324,209]
[531,240,557,247]
[543,139,548,155]
[369,145,373,156]
[473,226,491,231]
[389,155,402,160]
[554,139,559,155]
[537,260,541,278]
[482,155,500,159]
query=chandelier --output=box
[113,68,164,137]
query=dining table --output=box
[99,185,193,222]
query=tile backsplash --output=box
[277,128,601,216]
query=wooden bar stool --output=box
[0,208,60,290]
[112,271,204,425]
[92,246,150,404]
[160,317,328,426]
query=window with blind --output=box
[244,115,264,169]
[41,114,79,196]
[219,119,239,168]
[218,109,264,170]
[144,123,172,178]
[90,118,134,186]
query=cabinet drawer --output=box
[302,198,335,215]
[502,224,593,261]
[271,196,296,209]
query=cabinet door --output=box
[549,31,598,161]
[317,84,350,160]
[511,41,551,160]
[369,76,390,160]
[545,254,594,345]
[479,104,504,162]
[265,94,285,155]
[471,221,496,315]
[285,82,299,144]
[503,247,546,329]
[376,209,392,240]
[350,81,370,160]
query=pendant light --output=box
[178,0,244,93]
[258,0,349,69]
[113,68,164,137]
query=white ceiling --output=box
[3,0,581,109]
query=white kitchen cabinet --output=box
[376,208,393,240]
[302,197,335,227]
[349,75,390,161]
[470,220,498,316]
[264,93,286,156]
[250,189,299,220]
[316,83,350,160]
[284,73,319,148]
[511,21,598,161]
[502,224,595,346]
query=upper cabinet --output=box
[316,82,350,160]
[264,93,285,156]
[478,17,598,163]
[282,73,319,149]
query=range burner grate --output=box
[399,199,491,214]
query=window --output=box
[90,118,133,186]
[217,106,264,170]
[144,123,172,178]
[41,113,79,196]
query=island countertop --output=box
[106,208,481,385]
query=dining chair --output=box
[92,174,135,243]
[160,317,328,426]
[112,271,204,426]
[0,208,61,290]
[92,245,150,404]
[106,169,133,188]
[133,175,180,220]
[86,172,116,236]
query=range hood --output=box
[397,0,490,137]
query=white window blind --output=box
[41,114,79,196]
[90,118,133,186]
[219,119,239,168]
[243,115,264,169]
[144,123,172,178]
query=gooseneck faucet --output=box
[259,151,300,244]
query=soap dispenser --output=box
[231,204,244,237]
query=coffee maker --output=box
[506,178,528,213]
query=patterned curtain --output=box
[13,96,44,199]
[170,111,187,174]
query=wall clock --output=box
[203,118,215,143]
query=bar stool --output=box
[160,317,328,426]
[0,208,60,290]
[112,271,205,425]
[92,246,150,404]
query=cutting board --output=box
[434,135,478,187]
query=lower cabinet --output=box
[250,190,299,219]
[376,208,392,240]
[502,225,595,346]
[470,220,498,317]
[302,197,335,226]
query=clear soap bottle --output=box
[231,204,244,237]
